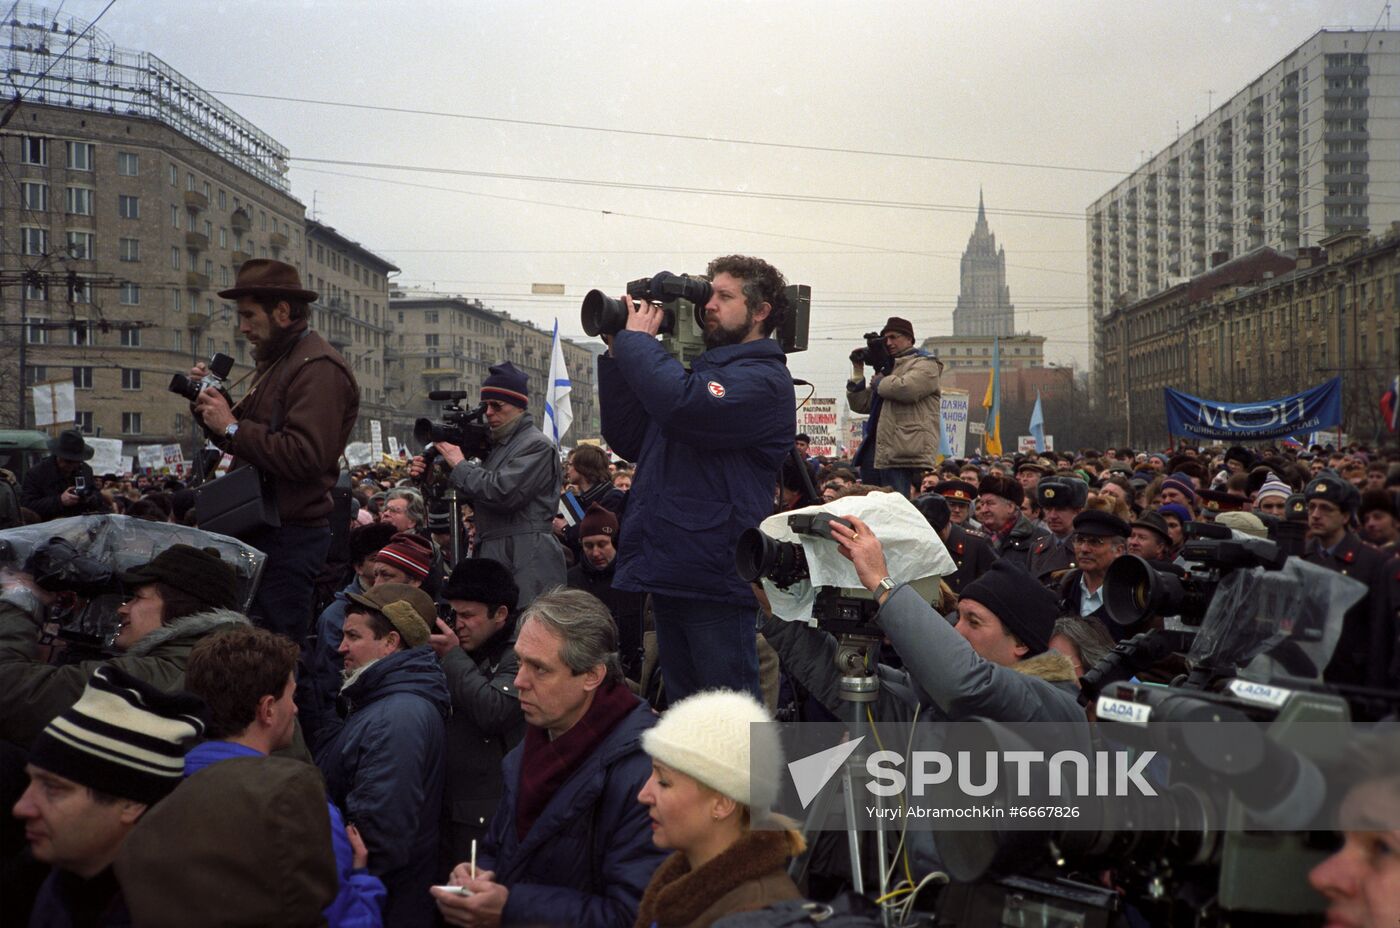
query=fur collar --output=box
[634,829,792,928]
[126,608,250,657]
[1013,649,1078,683]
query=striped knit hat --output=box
[374,532,432,580]
[481,361,530,410]
[29,665,205,804]
[1255,478,1293,503]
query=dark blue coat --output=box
[479,700,667,928]
[298,576,364,754]
[599,331,794,605]
[315,646,450,928]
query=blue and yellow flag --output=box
[981,336,1002,455]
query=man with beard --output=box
[566,504,645,680]
[846,316,944,498]
[598,255,793,702]
[192,259,359,639]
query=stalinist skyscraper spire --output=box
[952,190,1015,336]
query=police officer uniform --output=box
[933,479,988,539]
[1027,477,1087,589]
[1301,474,1397,690]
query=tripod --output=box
[790,632,895,926]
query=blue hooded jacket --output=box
[478,700,666,928]
[298,576,364,754]
[599,330,794,604]
[315,646,450,928]
[186,740,386,928]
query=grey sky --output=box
[92,0,1383,398]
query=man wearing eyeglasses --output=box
[1056,509,1129,631]
[409,362,564,611]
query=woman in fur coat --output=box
[635,690,804,928]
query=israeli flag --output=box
[543,318,573,446]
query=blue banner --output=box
[1163,378,1343,441]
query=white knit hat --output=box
[1255,478,1292,502]
[641,690,782,813]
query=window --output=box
[120,327,141,348]
[170,247,181,270]
[116,151,139,176]
[171,289,180,311]
[118,195,139,219]
[122,412,142,434]
[219,227,227,248]
[75,367,95,390]
[171,204,181,229]
[119,238,140,262]
[66,142,94,171]
[426,334,440,347]
[27,318,49,345]
[174,413,187,434]
[120,283,140,305]
[21,182,48,212]
[20,136,47,165]
[169,164,178,186]
[121,369,141,390]
[187,172,196,191]
[220,266,230,286]
[68,320,92,344]
[174,330,183,352]
[25,280,46,301]
[66,231,94,260]
[426,311,439,324]
[21,227,48,256]
[24,366,47,386]
[218,189,226,209]
[75,412,93,434]
[203,181,210,199]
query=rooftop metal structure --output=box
[2,3,291,192]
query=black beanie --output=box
[441,557,519,612]
[912,494,950,533]
[349,522,398,565]
[958,559,1057,656]
[119,545,237,612]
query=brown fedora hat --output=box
[218,259,318,302]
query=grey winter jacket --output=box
[449,413,565,610]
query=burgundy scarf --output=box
[516,682,641,842]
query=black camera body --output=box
[170,352,234,404]
[581,272,711,340]
[71,474,96,502]
[414,391,491,462]
[850,331,892,375]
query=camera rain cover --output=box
[1187,557,1365,680]
[758,492,955,624]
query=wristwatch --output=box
[223,422,239,442]
[876,576,897,601]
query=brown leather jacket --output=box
[225,323,358,526]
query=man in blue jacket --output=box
[597,254,795,702]
[316,583,450,928]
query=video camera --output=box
[849,331,892,375]
[582,270,811,366]
[413,390,491,461]
[8,536,123,655]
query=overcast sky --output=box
[87,0,1385,397]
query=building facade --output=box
[952,192,1016,337]
[388,292,600,446]
[921,334,1045,372]
[305,221,399,443]
[1097,230,1399,447]
[1088,29,1400,371]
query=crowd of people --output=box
[0,255,1396,928]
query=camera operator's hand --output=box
[429,618,458,659]
[848,348,865,367]
[409,455,427,479]
[60,488,80,508]
[827,515,892,595]
[194,386,235,432]
[622,294,664,337]
[434,442,466,468]
[188,361,208,380]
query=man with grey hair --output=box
[380,488,426,535]
[433,588,665,928]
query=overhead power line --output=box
[212,89,1130,177]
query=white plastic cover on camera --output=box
[758,492,955,624]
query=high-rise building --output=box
[1087,28,1400,371]
[952,191,1016,337]
[0,6,306,452]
